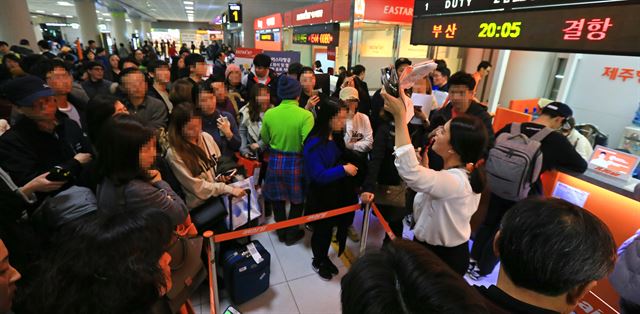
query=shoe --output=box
[312,259,333,281]
[276,230,286,243]
[285,229,305,246]
[347,225,360,242]
[305,224,314,232]
[324,258,339,275]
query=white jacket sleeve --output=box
[394,144,466,199]
[351,113,374,153]
[165,149,234,202]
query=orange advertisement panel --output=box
[589,146,640,179]
[542,171,640,313]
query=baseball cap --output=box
[542,101,573,118]
[3,75,54,107]
[339,87,359,101]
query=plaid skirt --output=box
[263,150,305,204]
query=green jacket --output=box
[261,99,314,153]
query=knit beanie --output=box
[277,75,302,100]
[225,64,241,79]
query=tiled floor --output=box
[191,210,499,314]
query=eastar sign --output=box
[296,9,324,21]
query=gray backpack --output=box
[486,123,553,201]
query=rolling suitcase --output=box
[221,239,271,304]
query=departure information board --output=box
[414,0,634,17]
[410,3,640,56]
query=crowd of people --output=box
[0,37,636,314]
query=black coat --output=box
[0,116,93,200]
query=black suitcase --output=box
[221,239,271,304]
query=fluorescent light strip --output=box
[184,1,194,5]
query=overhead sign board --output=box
[292,23,340,46]
[414,0,634,17]
[228,3,242,23]
[254,13,283,31]
[410,3,640,56]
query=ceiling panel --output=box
[26,0,322,22]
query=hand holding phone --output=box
[45,166,71,182]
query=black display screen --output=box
[292,23,340,46]
[410,4,640,56]
[414,0,634,17]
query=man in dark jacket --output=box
[242,53,279,105]
[474,198,616,314]
[81,61,112,99]
[0,76,93,202]
[426,71,495,171]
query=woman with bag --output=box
[238,84,271,159]
[95,115,188,227]
[381,89,489,276]
[303,98,359,281]
[165,102,245,231]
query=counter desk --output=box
[541,170,640,314]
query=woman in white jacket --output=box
[165,102,245,210]
[381,88,489,276]
[340,87,373,153]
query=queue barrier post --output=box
[203,231,219,314]
[359,203,372,256]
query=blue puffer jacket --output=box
[609,229,640,306]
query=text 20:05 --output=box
[478,22,522,38]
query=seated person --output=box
[475,197,617,314]
[561,116,593,161]
[341,239,490,314]
[198,85,240,163]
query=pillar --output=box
[131,16,142,39]
[74,0,101,46]
[141,21,152,42]
[110,10,128,47]
[0,0,37,51]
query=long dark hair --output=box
[86,94,121,145]
[23,208,173,314]
[96,115,156,185]
[449,115,489,193]
[306,97,348,147]
[247,83,269,122]
[168,102,214,176]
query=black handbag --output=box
[190,196,228,233]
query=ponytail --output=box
[469,164,486,193]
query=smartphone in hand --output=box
[45,166,71,182]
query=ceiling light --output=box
[95,10,100,13]
[184,1,194,4]
[102,13,110,16]
[185,6,194,10]
[186,10,194,14]
[105,19,111,21]
[52,13,61,16]
[56,1,73,6]
[98,17,103,20]
[36,10,45,13]
[66,15,73,18]
[126,19,131,23]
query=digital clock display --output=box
[410,3,640,56]
[292,23,340,46]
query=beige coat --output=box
[165,132,234,208]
